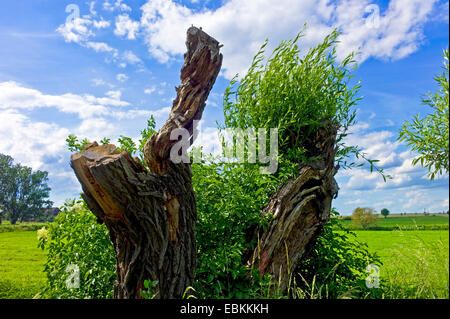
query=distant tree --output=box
[351,207,377,229]
[0,154,53,224]
[0,154,14,223]
[398,49,449,180]
[381,208,390,218]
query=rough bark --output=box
[247,125,339,293]
[70,26,222,299]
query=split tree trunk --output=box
[71,26,222,299]
[70,27,339,299]
[247,125,339,293]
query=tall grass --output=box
[381,231,449,299]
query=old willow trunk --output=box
[70,26,222,299]
[71,26,338,299]
[247,125,339,293]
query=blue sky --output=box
[0,0,448,215]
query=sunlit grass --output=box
[352,230,449,299]
[0,231,47,298]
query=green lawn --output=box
[0,231,47,298]
[0,227,448,299]
[352,230,449,299]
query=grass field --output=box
[0,221,47,233]
[0,216,448,299]
[352,230,449,298]
[0,231,47,299]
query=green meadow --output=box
[0,231,47,299]
[351,230,449,299]
[0,215,448,299]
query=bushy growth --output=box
[38,199,115,299]
[191,158,294,298]
[192,159,382,299]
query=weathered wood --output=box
[144,26,223,175]
[247,125,339,293]
[70,26,222,299]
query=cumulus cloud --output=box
[0,81,128,119]
[138,0,438,79]
[56,17,95,44]
[0,80,177,205]
[0,109,69,171]
[114,14,140,39]
[335,119,444,192]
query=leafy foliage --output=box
[351,207,378,229]
[220,27,388,179]
[381,208,390,218]
[191,157,295,298]
[398,49,449,180]
[192,159,382,298]
[0,153,52,224]
[66,115,157,168]
[39,198,115,299]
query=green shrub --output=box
[39,199,115,299]
[191,158,382,299]
[38,165,383,299]
[191,158,293,298]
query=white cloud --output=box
[111,106,171,120]
[336,120,439,191]
[116,73,129,82]
[345,198,363,205]
[334,0,437,62]
[76,116,117,141]
[122,50,142,64]
[93,19,111,29]
[0,81,129,119]
[56,16,120,60]
[114,14,140,39]
[85,41,119,57]
[0,81,174,206]
[91,78,115,88]
[89,1,97,16]
[144,86,156,94]
[105,90,122,100]
[103,0,131,12]
[139,0,438,79]
[56,17,94,44]
[0,109,69,171]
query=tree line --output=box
[0,154,53,224]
